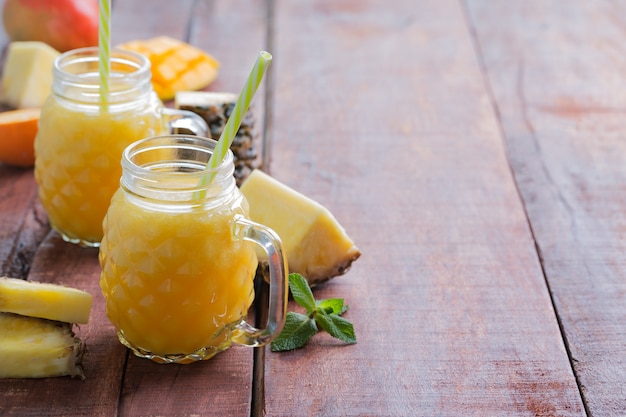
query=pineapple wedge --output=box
[0,277,92,324]
[240,169,361,286]
[0,313,85,379]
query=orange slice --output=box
[0,108,40,168]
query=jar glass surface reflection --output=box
[99,135,287,364]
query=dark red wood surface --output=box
[0,0,624,416]
[262,0,584,415]
[465,1,626,415]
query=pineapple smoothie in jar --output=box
[99,135,288,363]
[35,47,207,247]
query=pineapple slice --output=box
[240,169,361,286]
[0,277,92,324]
[0,313,85,379]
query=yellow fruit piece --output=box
[240,170,361,286]
[0,277,92,324]
[1,41,60,108]
[0,313,85,379]
[118,36,220,101]
[0,107,40,167]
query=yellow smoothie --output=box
[34,96,167,245]
[99,189,257,357]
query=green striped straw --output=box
[199,51,272,189]
[98,0,111,104]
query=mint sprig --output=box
[270,273,356,352]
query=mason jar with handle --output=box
[99,134,288,364]
[35,47,207,247]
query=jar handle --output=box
[231,215,288,347]
[163,108,209,137]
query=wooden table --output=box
[1,0,625,415]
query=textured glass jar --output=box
[99,135,288,364]
[35,47,207,247]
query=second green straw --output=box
[201,51,272,186]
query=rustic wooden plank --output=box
[465,0,626,415]
[111,0,197,44]
[119,349,254,417]
[262,0,586,415]
[0,233,126,417]
[0,167,48,278]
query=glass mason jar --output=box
[99,135,288,364]
[35,47,207,247]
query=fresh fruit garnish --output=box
[1,41,59,109]
[118,36,220,101]
[240,169,361,286]
[0,277,92,324]
[0,108,40,167]
[271,273,356,352]
[0,312,85,379]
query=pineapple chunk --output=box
[240,170,361,286]
[0,313,85,379]
[1,41,60,108]
[0,277,92,324]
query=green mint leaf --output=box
[314,311,357,345]
[271,273,357,352]
[270,312,317,352]
[316,298,345,315]
[288,273,316,313]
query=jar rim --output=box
[52,47,153,104]
[54,46,151,81]
[124,134,234,172]
[121,135,236,202]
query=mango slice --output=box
[118,36,220,101]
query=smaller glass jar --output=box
[35,47,207,247]
[99,135,288,363]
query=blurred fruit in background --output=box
[2,0,98,52]
[0,108,39,167]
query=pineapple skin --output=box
[175,91,262,186]
[0,313,85,379]
[0,277,92,324]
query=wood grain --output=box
[2,0,623,415]
[111,0,197,44]
[262,0,585,415]
[465,0,626,415]
[0,168,48,278]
